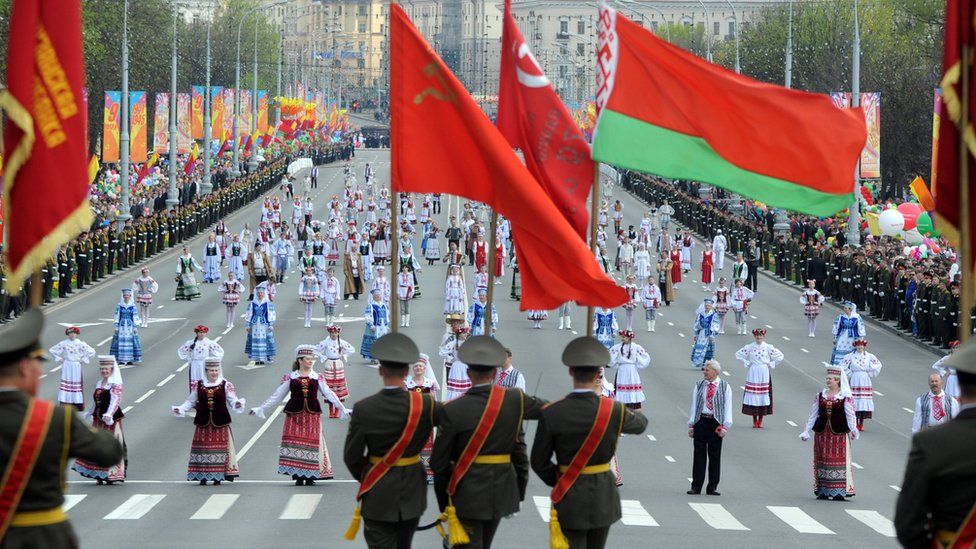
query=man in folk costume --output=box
[800,279,826,337]
[320,266,342,326]
[700,243,715,289]
[299,266,321,328]
[316,325,355,419]
[72,356,127,485]
[344,246,363,300]
[933,340,963,400]
[730,278,754,335]
[606,327,653,415]
[467,289,498,337]
[687,360,733,496]
[110,289,142,365]
[532,337,648,549]
[244,283,277,364]
[342,334,438,547]
[49,326,96,409]
[830,301,865,365]
[0,310,123,548]
[618,236,635,278]
[799,364,858,501]
[659,199,674,230]
[218,270,246,329]
[441,324,472,401]
[397,263,415,328]
[178,325,225,392]
[431,336,547,549]
[495,348,526,391]
[172,357,246,485]
[680,230,695,273]
[838,339,882,431]
[247,241,274,300]
[735,329,785,429]
[270,233,294,283]
[731,251,748,286]
[132,267,159,328]
[690,299,720,370]
[712,230,727,271]
[912,373,959,434]
[640,276,662,333]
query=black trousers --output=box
[562,526,611,549]
[746,264,758,291]
[362,517,419,549]
[458,517,500,549]
[691,416,723,492]
[311,177,318,189]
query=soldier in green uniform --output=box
[0,309,124,548]
[531,337,648,549]
[430,336,547,549]
[343,333,439,549]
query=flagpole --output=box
[587,165,600,337]
[960,43,972,343]
[390,187,399,334]
[485,211,499,336]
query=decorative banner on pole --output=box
[153,92,169,153]
[859,92,881,179]
[191,85,204,139]
[931,88,942,194]
[222,88,234,140]
[210,86,224,139]
[102,91,121,162]
[239,89,252,136]
[257,90,269,134]
[177,92,191,153]
[129,91,148,163]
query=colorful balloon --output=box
[897,203,922,231]
[878,208,905,236]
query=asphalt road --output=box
[38,149,930,548]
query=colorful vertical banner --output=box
[102,91,121,162]
[257,90,269,134]
[177,92,191,153]
[859,92,881,179]
[829,92,851,109]
[191,85,205,139]
[239,89,252,136]
[153,92,170,153]
[129,91,148,163]
[931,88,942,194]
[222,88,235,140]
[297,82,305,103]
[314,91,326,127]
[210,86,224,139]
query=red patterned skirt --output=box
[812,428,854,498]
[73,419,126,482]
[278,410,332,479]
[187,424,239,481]
[322,359,349,419]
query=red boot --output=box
[757,416,764,428]
[752,416,759,428]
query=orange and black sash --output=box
[551,397,615,504]
[356,390,425,500]
[0,399,54,537]
[936,500,976,549]
[447,385,506,496]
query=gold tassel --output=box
[549,507,569,549]
[343,506,362,540]
[445,504,470,546]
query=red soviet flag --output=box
[2,0,92,286]
[390,4,625,310]
[496,0,594,239]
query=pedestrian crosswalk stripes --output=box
[190,494,240,520]
[279,494,322,520]
[688,502,751,530]
[619,500,659,526]
[62,494,86,512]
[845,510,896,537]
[767,506,834,534]
[103,494,166,520]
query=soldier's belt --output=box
[368,455,421,467]
[10,507,67,527]
[472,454,511,464]
[558,462,611,475]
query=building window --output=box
[651,21,658,32]
[358,22,366,33]
[713,21,719,35]
[358,4,367,16]
[558,65,568,78]
[577,20,585,34]
[727,20,736,38]
[577,42,585,55]
[560,20,568,33]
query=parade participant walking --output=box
[132,267,159,328]
[495,349,526,391]
[933,340,962,399]
[218,271,246,329]
[467,289,498,337]
[641,276,662,332]
[244,282,277,364]
[271,233,294,284]
[251,345,350,485]
[701,243,714,289]
[712,230,727,271]
[442,325,472,401]
[730,278,754,335]
[532,337,648,549]
[444,264,466,316]
[634,243,652,281]
[172,357,245,485]
[404,352,441,485]
[320,266,341,326]
[526,309,548,329]
[593,307,619,349]
[609,330,651,409]
[202,233,222,283]
[911,373,959,433]
[398,238,423,298]
[680,230,695,273]
[175,246,203,301]
[178,325,225,391]
[687,360,733,496]
[227,234,246,280]
[830,302,865,364]
[799,364,858,500]
[370,265,392,304]
[557,302,573,331]
[344,245,363,300]
[691,299,720,370]
[657,252,675,306]
[110,289,142,365]
[49,326,96,409]
[247,241,274,298]
[343,335,438,547]
[731,252,748,285]
[800,280,826,337]
[430,336,546,549]
[669,244,683,285]
[839,340,883,431]
[316,325,355,419]
[735,329,784,428]
[72,356,127,485]
[621,274,639,331]
[299,266,321,328]
[362,289,391,364]
[397,264,415,327]
[712,278,730,334]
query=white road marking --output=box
[40,374,47,379]
[739,386,745,391]
[846,510,895,537]
[343,304,349,308]
[68,479,358,484]
[177,362,189,372]
[51,366,62,372]
[665,456,676,463]
[722,371,730,377]
[902,407,914,413]
[750,315,757,319]
[678,333,685,338]
[238,405,284,459]
[122,406,133,414]
[782,336,791,341]
[279,494,322,520]
[62,494,87,512]
[767,506,834,534]
[667,321,674,326]
[157,374,175,387]
[213,336,222,343]
[646,435,656,441]
[852,462,863,470]
[688,503,750,531]
[222,326,233,335]
[873,391,884,396]
[889,485,901,492]
[97,336,112,346]
[786,420,797,427]
[571,330,578,335]
[533,496,553,522]
[800,348,809,353]
[237,361,265,371]
[134,389,155,403]
[190,494,240,520]
[104,494,166,519]
[157,305,164,309]
[620,500,659,526]
[765,324,773,329]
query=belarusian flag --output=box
[592,3,866,217]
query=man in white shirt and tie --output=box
[912,373,959,433]
[688,360,733,496]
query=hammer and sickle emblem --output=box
[414,63,458,105]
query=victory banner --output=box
[239,89,252,136]
[257,90,269,134]
[102,91,121,162]
[191,85,205,139]
[932,88,942,193]
[129,91,148,163]
[222,88,234,141]
[177,92,191,153]
[211,86,224,139]
[859,92,881,179]
[153,92,169,153]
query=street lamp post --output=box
[696,0,713,62]
[622,0,671,43]
[275,28,282,127]
[166,2,178,209]
[848,0,861,247]
[785,0,794,88]
[118,0,131,222]
[248,22,259,174]
[201,9,213,195]
[724,0,740,73]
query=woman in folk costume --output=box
[634,243,652,281]
[493,238,506,281]
[299,266,321,328]
[593,306,619,349]
[218,270,246,329]
[730,278,755,335]
[244,282,277,364]
[441,324,472,400]
[838,339,883,431]
[621,274,640,331]
[326,220,342,264]
[110,289,142,365]
[315,325,355,418]
[472,233,489,273]
[319,266,341,326]
[933,340,962,399]
[397,263,416,327]
[132,267,159,328]
[799,364,858,500]
[641,276,662,332]
[830,301,865,365]
[669,243,683,285]
[227,234,247,280]
[800,279,826,337]
[397,236,423,297]
[657,252,675,306]
[404,199,417,224]
[593,367,625,486]
[700,242,715,289]
[527,309,548,329]
[49,326,96,409]
[358,227,375,284]
[609,330,651,409]
[404,353,439,484]
[250,345,350,485]
[467,289,498,336]
[175,246,203,301]
[680,230,695,273]
[444,263,466,316]
[178,325,225,392]
[214,220,229,260]
[73,356,127,484]
[361,289,391,363]
[473,264,489,298]
[557,302,572,330]
[735,329,785,428]
[373,220,390,263]
[712,277,731,334]
[311,233,329,273]
[202,232,222,283]
[690,299,720,369]
[425,222,442,266]
[172,357,245,485]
